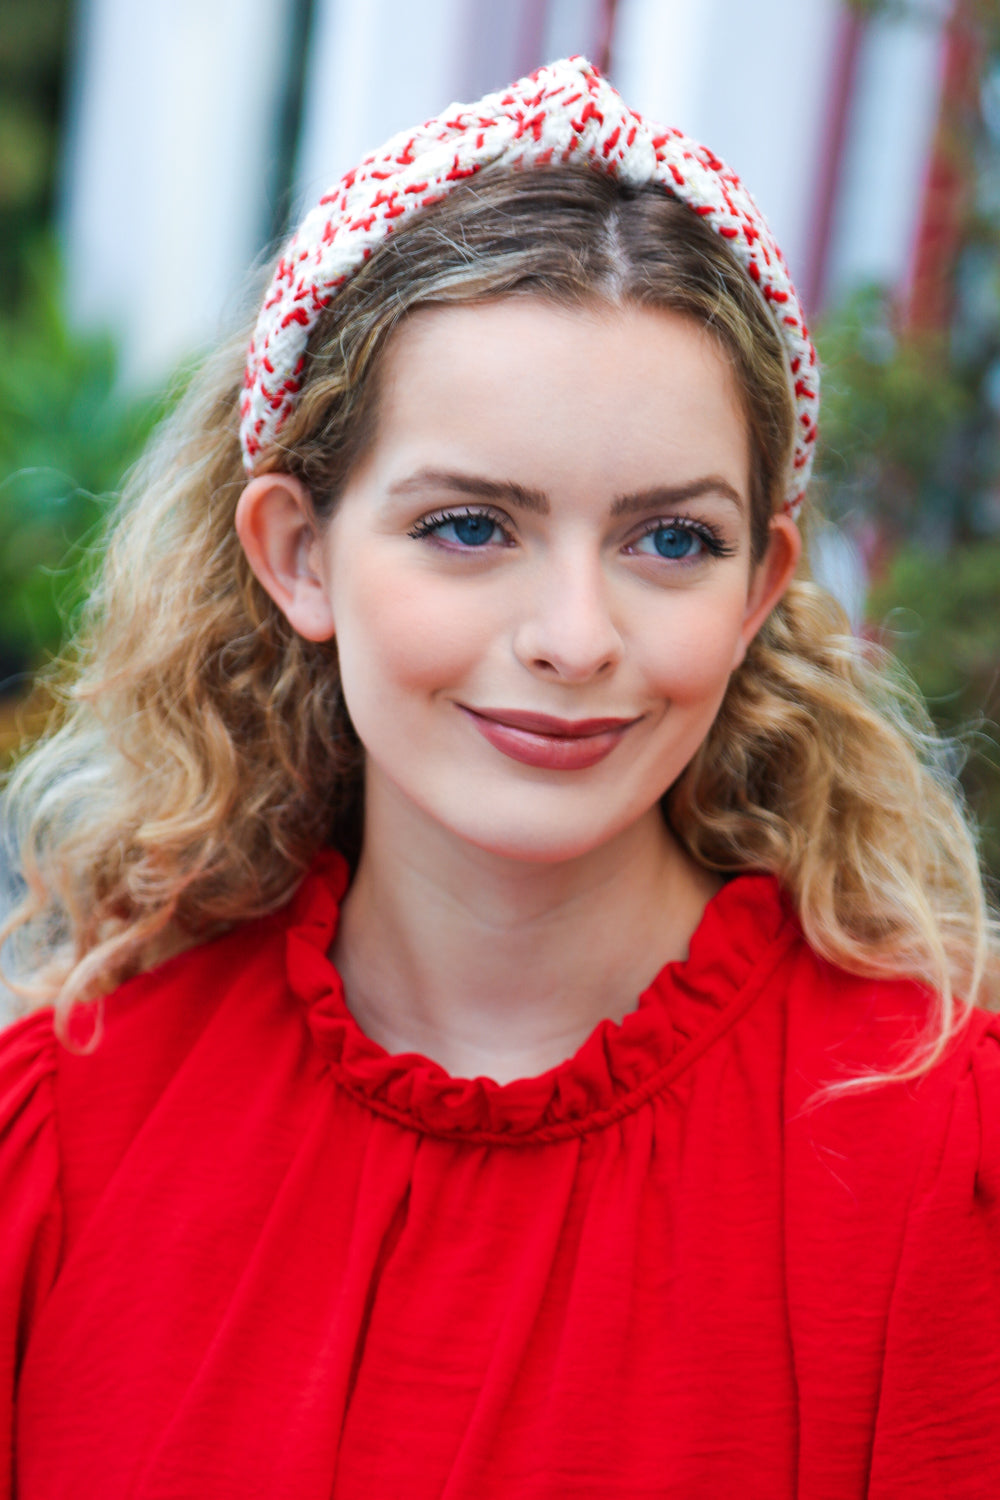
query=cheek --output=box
[332,552,493,700]
[639,596,749,704]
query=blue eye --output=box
[446,514,499,547]
[652,526,699,559]
[632,524,704,560]
[409,507,510,549]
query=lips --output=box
[464,708,638,737]
[458,705,640,770]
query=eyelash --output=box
[626,518,736,561]
[407,506,736,560]
[407,505,514,544]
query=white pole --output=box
[826,3,950,304]
[62,0,295,389]
[294,0,468,213]
[611,0,842,292]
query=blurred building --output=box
[61,0,957,388]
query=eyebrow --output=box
[610,479,745,516]
[388,469,550,514]
[387,468,745,517]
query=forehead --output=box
[364,297,750,504]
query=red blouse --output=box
[2,851,999,1498]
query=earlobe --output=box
[234,474,337,642]
[732,513,802,668]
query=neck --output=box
[332,779,721,1084]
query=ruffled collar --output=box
[286,849,798,1145]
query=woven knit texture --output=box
[240,56,819,515]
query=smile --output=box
[458,706,640,771]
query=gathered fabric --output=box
[2,849,999,1498]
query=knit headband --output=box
[241,56,818,516]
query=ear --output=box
[731,512,802,670]
[235,473,336,642]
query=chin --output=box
[444,809,648,866]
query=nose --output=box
[512,550,624,683]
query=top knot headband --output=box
[241,56,819,516]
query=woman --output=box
[1,58,997,1498]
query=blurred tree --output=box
[820,0,1000,542]
[0,0,73,309]
[0,0,163,707]
[819,0,1000,876]
[868,543,1000,879]
[816,286,971,544]
[0,241,161,685]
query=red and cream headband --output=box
[241,55,819,516]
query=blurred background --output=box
[1,0,999,876]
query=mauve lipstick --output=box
[458,705,639,771]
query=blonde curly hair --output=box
[3,165,996,1075]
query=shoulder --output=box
[56,893,308,1130]
[0,1010,60,1216]
[0,858,341,1411]
[0,1010,63,1353]
[774,918,1000,1214]
[0,909,280,1166]
[963,1011,1000,1197]
[870,1016,1000,1466]
[67,847,351,1079]
[730,897,1000,1196]
[775,989,1000,1474]
[0,868,330,1244]
[0,1007,59,1164]
[764,904,993,1093]
[713,877,978,1092]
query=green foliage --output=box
[820,2,1000,544]
[812,0,1000,876]
[815,291,1000,878]
[816,287,970,521]
[844,0,1000,43]
[0,0,72,308]
[0,241,163,670]
[0,3,164,677]
[813,282,1000,549]
[870,541,1000,704]
[868,542,1000,875]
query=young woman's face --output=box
[308,297,797,863]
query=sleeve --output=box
[0,1012,62,1499]
[868,1019,1000,1497]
